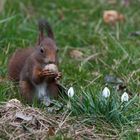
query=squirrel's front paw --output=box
[55,72,62,80]
[41,69,57,78]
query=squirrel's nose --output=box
[45,55,56,64]
[48,60,55,64]
[45,58,56,64]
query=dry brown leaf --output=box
[48,127,55,136]
[107,0,117,4]
[5,99,22,109]
[16,112,33,121]
[123,0,130,6]
[70,50,83,59]
[103,10,125,25]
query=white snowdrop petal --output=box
[121,92,129,102]
[67,87,74,97]
[102,87,110,98]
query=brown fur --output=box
[8,48,34,81]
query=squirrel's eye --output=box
[40,47,44,53]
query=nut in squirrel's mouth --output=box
[44,63,58,73]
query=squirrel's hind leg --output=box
[47,82,59,98]
[19,80,34,103]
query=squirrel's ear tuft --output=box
[37,19,45,45]
[38,19,54,40]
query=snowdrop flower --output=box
[67,87,74,97]
[121,92,129,102]
[102,87,110,98]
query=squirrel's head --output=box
[35,38,58,65]
[35,19,58,65]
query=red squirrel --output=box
[8,20,61,105]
